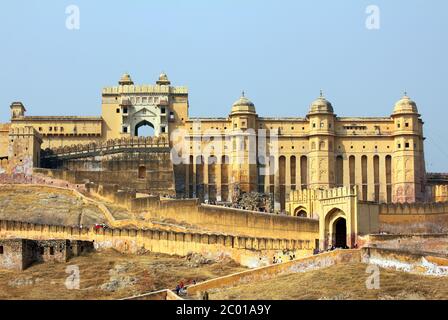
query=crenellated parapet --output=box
[45,135,169,158]
[380,201,448,215]
[289,186,357,203]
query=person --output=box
[175,284,181,295]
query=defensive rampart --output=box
[0,220,314,268]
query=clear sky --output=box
[0,0,447,171]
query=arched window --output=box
[138,165,146,179]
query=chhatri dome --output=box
[231,91,256,114]
[393,92,419,115]
[308,90,334,114]
[118,73,134,85]
[156,72,171,85]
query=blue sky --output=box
[0,0,447,171]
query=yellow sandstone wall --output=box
[379,202,448,234]
[0,220,313,268]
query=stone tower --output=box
[228,93,258,199]
[10,102,26,119]
[307,92,336,189]
[391,94,426,203]
[7,126,42,175]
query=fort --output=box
[1,73,448,299]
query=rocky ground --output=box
[0,249,246,300]
[0,185,106,226]
[208,262,448,300]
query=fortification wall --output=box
[379,202,448,234]
[0,220,313,268]
[84,182,319,241]
[360,234,448,256]
[187,249,361,297]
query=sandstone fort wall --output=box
[0,220,314,268]
[379,202,448,234]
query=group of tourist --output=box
[174,279,197,296]
[272,251,296,264]
[313,243,358,255]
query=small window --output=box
[116,108,120,113]
[161,107,166,114]
[60,127,64,132]
[49,127,52,132]
[161,127,166,133]
[398,144,401,148]
[329,123,332,128]
[312,123,316,128]
[138,165,146,179]
[123,107,128,114]
[49,247,54,255]
[123,127,128,133]
[397,123,401,128]
[0,246,3,254]
[38,127,42,131]
[405,142,410,148]
[54,127,58,132]
[405,123,409,127]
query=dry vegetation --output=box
[0,185,106,226]
[0,249,246,300]
[209,262,448,300]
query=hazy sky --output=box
[0,1,447,171]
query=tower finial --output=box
[404,90,408,97]
[320,89,324,98]
[242,90,245,97]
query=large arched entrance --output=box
[134,120,154,137]
[334,218,347,248]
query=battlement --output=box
[380,201,448,215]
[289,186,358,202]
[102,84,188,95]
[45,135,170,156]
[9,126,42,138]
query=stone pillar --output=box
[285,155,291,192]
[343,155,350,187]
[379,155,387,203]
[204,157,209,201]
[274,157,280,212]
[216,157,222,202]
[192,155,197,198]
[355,155,362,198]
[367,155,375,202]
[185,160,190,198]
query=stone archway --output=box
[333,217,347,248]
[134,120,154,137]
[323,208,348,250]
